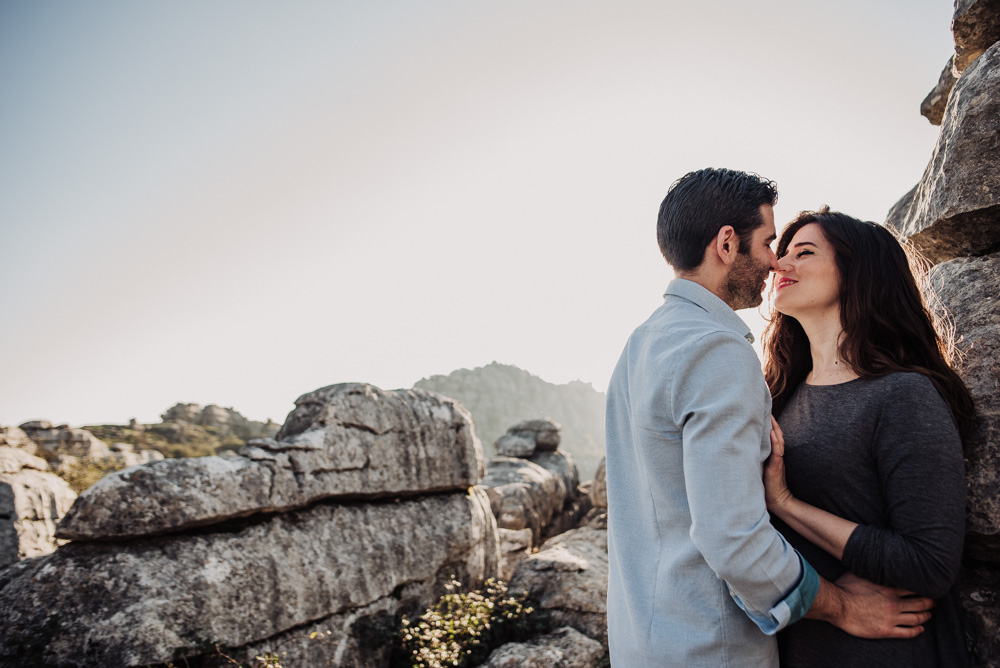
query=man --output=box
[605,168,933,666]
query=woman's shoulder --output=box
[869,372,956,428]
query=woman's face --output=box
[773,223,840,318]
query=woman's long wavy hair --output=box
[762,208,975,441]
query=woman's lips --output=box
[777,278,797,289]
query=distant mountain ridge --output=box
[415,362,606,480]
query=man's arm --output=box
[809,572,933,639]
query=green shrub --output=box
[397,578,544,668]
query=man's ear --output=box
[714,226,739,266]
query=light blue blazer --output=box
[606,279,818,667]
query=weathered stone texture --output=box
[887,40,1000,264]
[508,512,609,645]
[58,383,484,540]
[482,627,605,668]
[920,55,958,126]
[0,446,76,568]
[960,566,1000,668]
[930,253,1000,560]
[480,457,563,544]
[0,490,499,667]
[952,0,1000,73]
[590,456,607,508]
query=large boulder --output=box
[58,384,484,540]
[886,40,1000,264]
[480,457,563,545]
[952,0,1000,74]
[0,447,77,568]
[0,489,499,667]
[930,253,1000,561]
[508,512,609,645]
[481,627,605,668]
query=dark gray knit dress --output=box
[772,372,969,667]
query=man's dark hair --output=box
[656,168,778,271]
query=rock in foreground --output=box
[58,384,484,540]
[0,490,498,667]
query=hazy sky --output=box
[1,1,954,426]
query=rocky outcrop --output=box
[953,0,1000,73]
[0,447,76,568]
[508,511,609,645]
[930,254,1000,560]
[20,425,111,461]
[415,363,606,479]
[481,627,605,668]
[0,491,496,667]
[893,11,1000,664]
[481,457,563,545]
[886,40,1000,264]
[0,426,35,454]
[920,55,957,126]
[161,402,279,441]
[58,384,484,540]
[0,383,499,668]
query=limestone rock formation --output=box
[0,446,76,568]
[480,457,563,545]
[497,527,533,580]
[920,55,957,126]
[953,0,1000,73]
[0,425,35,454]
[161,402,279,441]
[930,253,1000,560]
[20,425,112,461]
[58,384,484,540]
[591,456,607,508]
[886,40,1000,264]
[415,363,606,479]
[481,627,605,668]
[508,511,609,645]
[0,491,498,667]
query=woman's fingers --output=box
[769,415,785,457]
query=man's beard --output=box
[723,251,771,310]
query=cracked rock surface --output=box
[0,489,499,668]
[58,383,485,540]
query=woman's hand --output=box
[764,415,794,512]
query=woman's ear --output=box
[715,225,739,266]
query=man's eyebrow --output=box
[765,234,777,243]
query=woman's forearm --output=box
[771,497,858,561]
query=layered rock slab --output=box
[0,446,76,567]
[481,627,605,668]
[508,512,609,645]
[0,490,499,668]
[58,383,484,540]
[886,40,1000,264]
[930,253,1000,560]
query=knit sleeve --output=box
[841,373,966,599]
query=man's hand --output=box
[807,572,933,639]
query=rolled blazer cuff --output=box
[727,552,820,635]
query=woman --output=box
[761,208,975,667]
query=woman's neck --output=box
[797,308,859,385]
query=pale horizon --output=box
[1,1,953,426]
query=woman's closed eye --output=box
[796,249,814,259]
